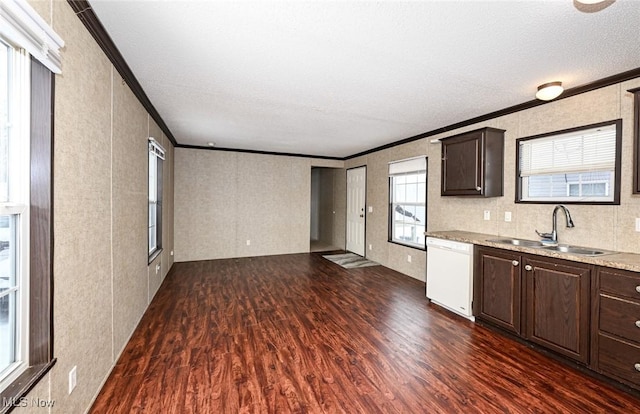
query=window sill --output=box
[0,359,56,414]
[148,248,163,264]
[388,240,426,251]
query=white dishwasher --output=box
[426,237,474,321]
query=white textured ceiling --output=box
[89,0,640,158]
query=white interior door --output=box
[346,166,366,256]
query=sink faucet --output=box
[535,205,575,244]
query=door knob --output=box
[635,321,640,328]
[512,260,519,266]
[635,363,640,372]
[636,285,640,293]
[524,265,533,271]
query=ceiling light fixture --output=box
[535,81,564,101]
[575,0,606,4]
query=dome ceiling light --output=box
[535,81,564,101]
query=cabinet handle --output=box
[635,363,640,372]
[636,286,640,293]
[512,260,519,266]
[635,321,640,328]
[524,265,533,271]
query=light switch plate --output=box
[483,210,491,221]
[368,206,373,213]
[505,212,512,222]
[636,218,640,232]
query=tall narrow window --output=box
[0,38,30,394]
[0,0,60,403]
[388,157,427,249]
[516,120,621,204]
[149,138,164,259]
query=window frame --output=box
[0,56,55,410]
[148,138,164,262]
[387,158,427,251]
[515,119,622,205]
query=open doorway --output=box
[310,167,344,252]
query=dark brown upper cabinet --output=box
[441,127,505,197]
[631,88,640,194]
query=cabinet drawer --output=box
[599,268,640,300]
[599,295,640,343]
[598,333,640,387]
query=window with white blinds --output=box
[149,138,164,258]
[517,120,621,204]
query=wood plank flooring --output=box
[90,253,640,413]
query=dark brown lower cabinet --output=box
[592,267,640,390]
[524,257,591,364]
[475,247,522,335]
[477,246,640,393]
[475,247,592,364]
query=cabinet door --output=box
[475,247,522,335]
[524,257,591,364]
[441,131,482,196]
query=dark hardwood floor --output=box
[90,253,640,413]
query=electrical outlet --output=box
[636,218,640,232]
[155,263,160,274]
[170,250,174,256]
[246,240,251,246]
[407,254,412,263]
[483,210,491,221]
[369,244,372,251]
[69,366,77,394]
[504,211,512,222]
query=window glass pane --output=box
[149,225,156,254]
[0,291,16,375]
[148,152,156,201]
[149,202,156,253]
[525,171,612,200]
[568,184,579,197]
[394,182,405,203]
[0,42,9,203]
[0,215,16,286]
[405,183,418,203]
[0,214,17,375]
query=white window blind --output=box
[519,124,616,177]
[0,0,64,73]
[389,156,427,175]
[149,137,165,159]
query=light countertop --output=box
[425,230,640,273]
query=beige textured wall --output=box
[347,80,640,282]
[15,2,176,413]
[174,150,344,261]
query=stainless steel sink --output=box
[541,245,614,256]
[487,238,545,248]
[487,238,616,256]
